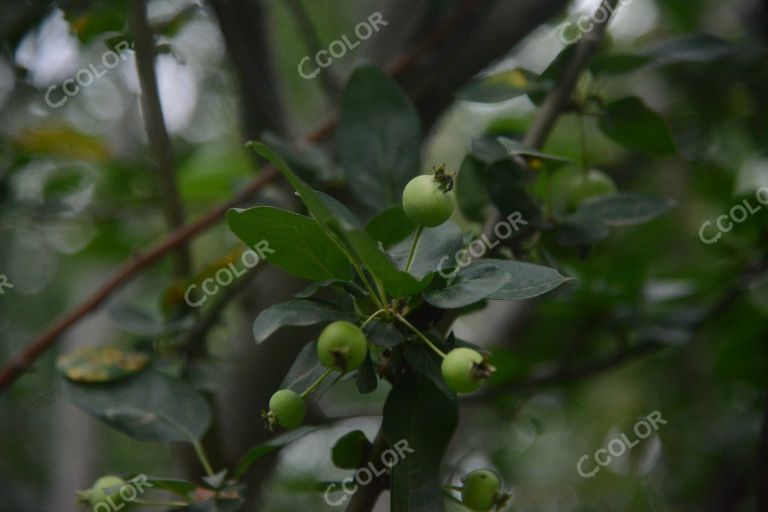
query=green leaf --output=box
[485,160,542,224]
[423,262,511,309]
[235,426,317,479]
[555,212,610,247]
[455,156,490,223]
[591,54,651,75]
[364,320,405,348]
[331,430,372,469]
[383,375,458,512]
[226,206,352,282]
[142,477,197,497]
[577,193,677,226]
[644,34,737,65]
[280,341,327,393]
[355,353,379,394]
[403,343,453,397]
[457,68,543,103]
[62,370,211,443]
[294,279,368,299]
[599,97,676,155]
[331,226,433,297]
[252,299,355,344]
[107,303,194,336]
[365,207,417,248]
[389,222,465,280]
[482,259,572,300]
[338,65,422,212]
[496,137,573,163]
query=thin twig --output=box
[131,0,191,276]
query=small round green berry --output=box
[440,348,493,394]
[402,174,455,227]
[317,321,368,372]
[268,389,306,429]
[565,169,617,210]
[462,469,501,511]
[87,475,127,509]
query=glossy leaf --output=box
[383,375,458,512]
[227,206,352,282]
[62,370,211,443]
[337,65,422,212]
[599,97,676,155]
[252,299,355,344]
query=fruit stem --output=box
[192,440,216,477]
[361,308,387,329]
[394,314,446,358]
[405,225,424,273]
[300,367,334,398]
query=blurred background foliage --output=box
[1,0,767,511]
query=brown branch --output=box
[131,0,190,276]
[0,1,485,394]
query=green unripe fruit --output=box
[441,348,492,394]
[317,321,368,372]
[565,169,617,210]
[402,174,455,227]
[88,475,127,509]
[268,389,306,429]
[462,469,501,511]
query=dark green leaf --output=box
[599,97,676,155]
[578,193,677,226]
[294,279,368,299]
[482,259,572,300]
[365,207,417,248]
[591,54,651,75]
[235,426,317,479]
[644,34,737,65]
[389,222,465,280]
[330,226,432,298]
[403,343,453,397]
[107,303,194,336]
[252,299,354,344]
[280,341,327,393]
[485,160,542,223]
[555,212,610,247]
[423,262,511,309]
[455,156,490,222]
[62,370,211,443]
[497,137,573,163]
[364,320,405,348]
[355,353,379,394]
[142,477,197,497]
[383,375,458,512]
[338,65,422,212]
[331,430,372,469]
[227,206,352,282]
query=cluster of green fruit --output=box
[267,168,495,430]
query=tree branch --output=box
[131,0,191,276]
